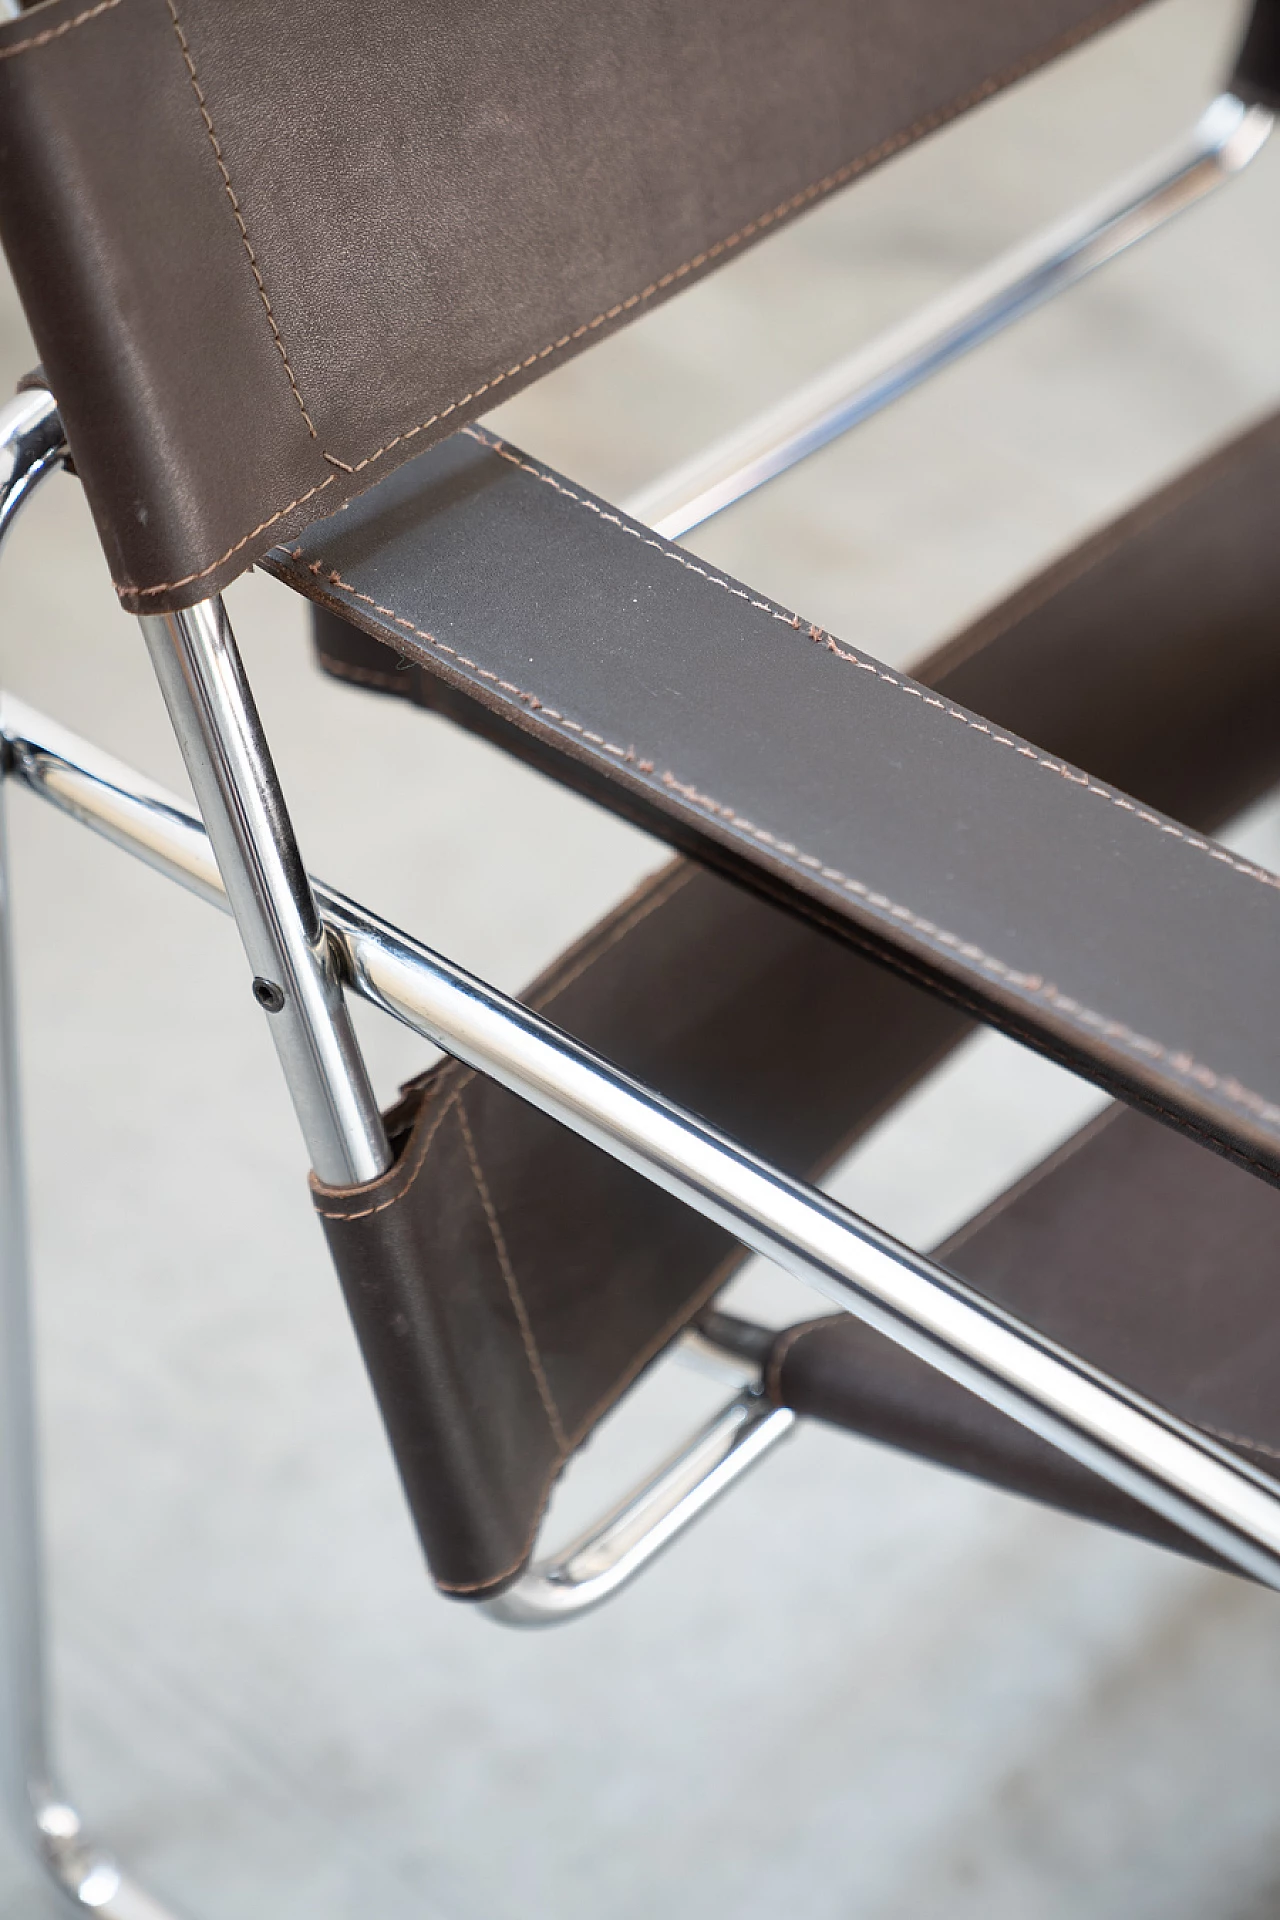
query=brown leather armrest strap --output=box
[276,411,1280,1183]
[302,412,1280,1595]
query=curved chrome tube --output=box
[12,694,1280,1593]
[486,1389,796,1627]
[0,388,67,558]
[0,394,185,1919]
[626,93,1273,539]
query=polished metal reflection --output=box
[487,1388,796,1626]
[0,389,68,559]
[138,599,390,1187]
[13,695,1280,1592]
[0,417,182,1911]
[626,93,1273,539]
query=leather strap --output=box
[0,0,1148,609]
[277,412,1280,1184]
[305,413,1280,1593]
[769,1104,1280,1573]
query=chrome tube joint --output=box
[13,693,1280,1596]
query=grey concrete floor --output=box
[3,1,1280,1913]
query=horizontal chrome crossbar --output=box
[10,695,1280,1593]
[626,93,1273,539]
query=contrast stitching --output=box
[119,475,335,600]
[465,428,1280,903]
[435,1218,754,1594]
[456,1101,567,1451]
[114,0,1137,600]
[314,1083,466,1220]
[0,0,119,60]
[289,540,1280,1143]
[526,861,693,1010]
[163,0,318,437]
[312,862,694,1221]
[315,860,712,1595]
[327,1,1136,484]
[659,771,1280,1135]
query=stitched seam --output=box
[0,0,118,58]
[114,0,1137,601]
[316,859,714,1596]
[456,1101,567,1451]
[289,543,1280,1144]
[435,1231,755,1593]
[527,862,694,1010]
[163,0,318,438]
[314,1083,465,1220]
[437,1354,1280,1594]
[463,428,1280,903]
[312,862,695,1220]
[123,476,336,601]
[327,1,1135,484]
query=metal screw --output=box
[252,976,286,1013]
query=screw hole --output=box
[252,976,286,1013]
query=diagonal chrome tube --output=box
[10,692,1280,1594]
[485,1389,797,1627]
[625,93,1273,539]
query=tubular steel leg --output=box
[0,784,181,1919]
[0,394,182,1914]
[138,600,389,1188]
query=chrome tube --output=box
[138,600,390,1187]
[0,390,67,559]
[486,1389,796,1627]
[0,413,183,1915]
[626,94,1273,539]
[11,697,1280,1591]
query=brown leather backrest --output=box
[0,0,1147,612]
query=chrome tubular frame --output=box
[12,687,1280,1597]
[138,603,390,1187]
[625,93,1273,539]
[485,1389,797,1627]
[0,416,182,1918]
[0,63,1273,1895]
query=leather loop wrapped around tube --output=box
[308,411,1280,1595]
[289,411,1280,1182]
